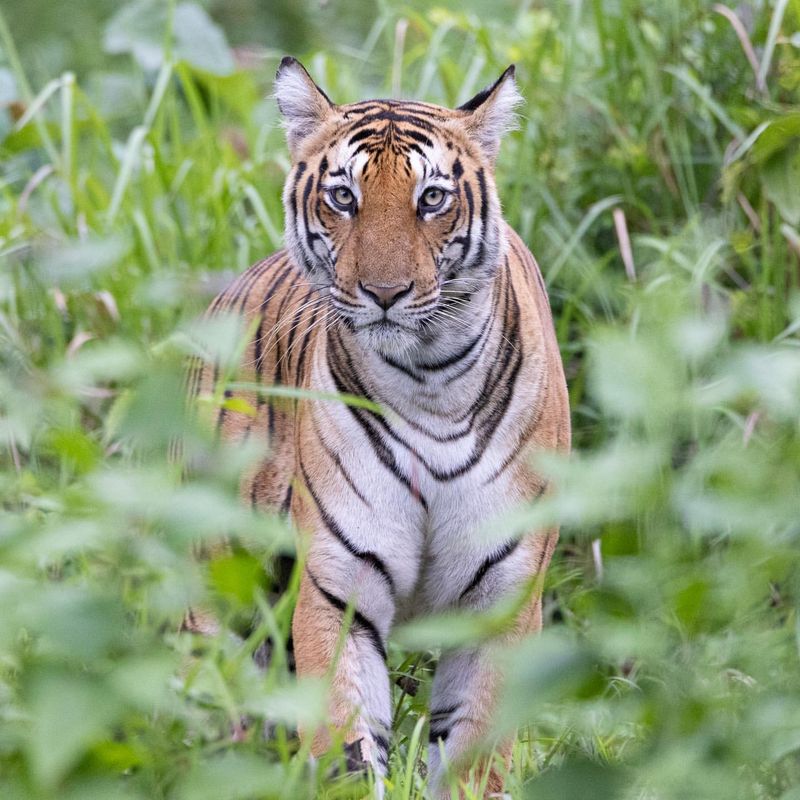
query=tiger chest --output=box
[303,344,545,616]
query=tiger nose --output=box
[359,281,414,310]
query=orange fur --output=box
[187,59,570,797]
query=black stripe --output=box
[468,276,523,446]
[327,340,428,509]
[267,281,305,434]
[309,412,371,508]
[430,716,475,743]
[378,405,473,444]
[511,238,549,300]
[348,127,376,146]
[281,288,315,379]
[430,704,460,719]
[428,727,450,743]
[406,291,438,310]
[344,109,437,134]
[212,256,279,430]
[415,325,485,372]
[444,278,502,389]
[342,102,387,116]
[253,260,297,382]
[300,460,395,595]
[279,482,293,514]
[364,267,521,480]
[250,476,259,509]
[457,66,515,112]
[474,168,489,267]
[483,400,549,486]
[332,295,364,310]
[453,263,514,427]
[301,172,318,254]
[288,161,307,225]
[458,179,475,262]
[292,302,321,384]
[229,255,276,312]
[401,127,434,148]
[332,324,508,482]
[306,569,387,661]
[444,309,495,386]
[288,162,317,275]
[267,284,299,442]
[373,732,390,765]
[459,538,520,600]
[533,534,554,575]
[380,353,424,383]
[405,142,428,161]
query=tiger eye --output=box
[330,186,355,208]
[420,187,446,211]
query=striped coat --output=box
[190,58,570,798]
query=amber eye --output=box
[329,186,355,210]
[419,186,447,212]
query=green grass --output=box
[1,1,800,798]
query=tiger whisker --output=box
[238,295,330,370]
[281,306,336,370]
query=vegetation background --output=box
[1,0,800,797]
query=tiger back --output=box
[191,57,570,798]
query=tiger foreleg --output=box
[427,644,516,798]
[293,566,393,791]
[428,532,554,799]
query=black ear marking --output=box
[275,56,334,107]
[274,56,336,156]
[455,65,522,159]
[458,65,516,112]
[276,54,297,75]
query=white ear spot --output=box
[273,57,334,154]
[458,66,523,159]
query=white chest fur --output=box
[304,308,547,622]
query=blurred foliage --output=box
[1,0,800,798]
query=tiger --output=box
[187,56,570,798]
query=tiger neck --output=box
[326,266,508,416]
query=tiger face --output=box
[275,58,522,355]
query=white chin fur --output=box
[355,324,420,356]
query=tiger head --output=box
[274,57,521,355]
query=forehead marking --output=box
[344,109,437,135]
[328,118,454,193]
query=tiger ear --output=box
[457,65,522,160]
[274,56,335,156]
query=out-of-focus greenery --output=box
[2,1,800,797]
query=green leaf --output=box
[173,3,235,76]
[104,1,234,76]
[248,677,328,729]
[0,67,17,104]
[524,758,626,800]
[762,147,800,225]
[37,236,130,290]
[24,587,127,661]
[25,667,122,789]
[174,752,288,800]
[108,653,178,710]
[394,608,511,650]
[750,113,800,163]
[45,427,103,473]
[54,340,144,395]
[497,632,598,730]
[209,551,265,605]
[103,0,165,71]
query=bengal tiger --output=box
[187,57,570,797]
